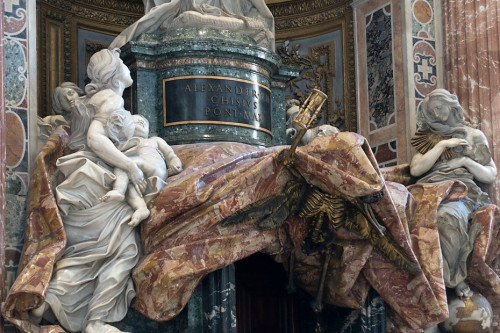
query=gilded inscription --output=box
[164,76,272,134]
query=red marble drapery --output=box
[4,128,500,332]
[443,0,500,203]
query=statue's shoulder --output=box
[464,126,487,143]
[88,89,124,113]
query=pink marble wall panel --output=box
[371,140,398,167]
[443,0,500,204]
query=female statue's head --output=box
[85,48,133,96]
[418,89,465,134]
[51,82,85,115]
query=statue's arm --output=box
[442,131,498,184]
[410,138,468,177]
[153,137,183,176]
[86,92,146,191]
[87,121,143,178]
[465,159,497,183]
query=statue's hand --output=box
[439,138,468,148]
[167,157,183,177]
[128,163,147,194]
[441,156,471,171]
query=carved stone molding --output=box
[74,0,143,14]
[269,0,350,16]
[38,0,72,11]
[270,0,352,39]
[72,7,140,27]
[38,5,73,116]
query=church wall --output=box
[271,0,357,134]
[352,0,443,166]
[442,0,500,205]
[2,0,38,305]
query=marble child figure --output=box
[51,82,96,151]
[410,89,497,298]
[101,114,183,227]
[85,48,147,195]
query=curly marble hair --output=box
[85,48,127,96]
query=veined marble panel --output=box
[365,5,395,133]
[354,0,442,165]
[409,0,440,132]
[412,0,436,38]
[371,139,398,167]
[3,0,31,300]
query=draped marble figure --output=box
[37,82,85,151]
[410,89,498,298]
[29,49,162,333]
[109,0,275,50]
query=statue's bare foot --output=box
[456,281,473,299]
[100,190,125,202]
[128,208,150,227]
[30,302,48,324]
[85,320,129,333]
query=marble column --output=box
[0,0,6,325]
[443,0,500,203]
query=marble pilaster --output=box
[352,0,443,166]
[443,0,500,205]
[3,0,31,306]
[352,0,407,166]
[0,0,7,312]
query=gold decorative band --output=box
[164,120,273,137]
[162,75,271,91]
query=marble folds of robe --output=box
[109,0,275,50]
[3,128,500,332]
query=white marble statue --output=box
[109,0,275,51]
[51,82,85,117]
[84,48,149,196]
[101,114,183,227]
[285,98,339,146]
[31,48,162,333]
[409,89,497,298]
[37,82,86,151]
[37,115,68,152]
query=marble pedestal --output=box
[121,28,297,147]
[117,28,297,332]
